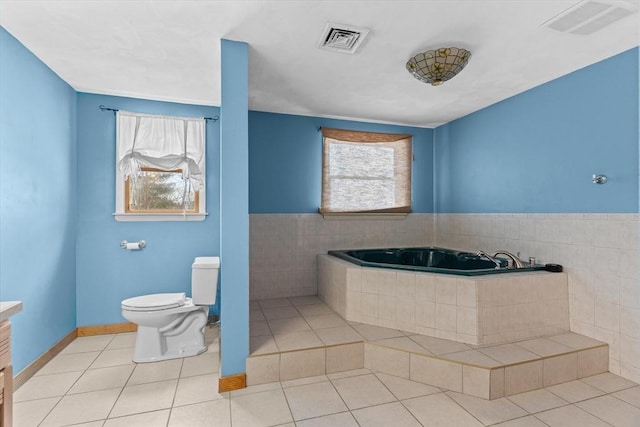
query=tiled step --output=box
[365,333,609,399]
[246,341,365,385]
[247,297,609,400]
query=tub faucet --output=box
[476,251,502,269]
[493,250,525,269]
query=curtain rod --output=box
[99,105,219,122]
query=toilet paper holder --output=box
[121,240,146,250]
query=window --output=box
[125,168,199,213]
[114,111,206,221]
[320,128,412,214]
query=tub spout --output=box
[493,250,525,269]
[476,251,502,269]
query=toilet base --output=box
[131,306,209,363]
[133,342,207,363]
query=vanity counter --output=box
[0,301,23,323]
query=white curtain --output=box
[116,111,206,190]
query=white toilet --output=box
[121,256,219,363]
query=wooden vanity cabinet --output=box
[0,320,12,427]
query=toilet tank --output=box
[191,256,220,305]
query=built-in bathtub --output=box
[328,247,546,276]
[318,248,569,346]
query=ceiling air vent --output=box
[318,23,370,54]
[541,0,637,35]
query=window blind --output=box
[320,127,412,214]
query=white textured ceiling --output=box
[1,1,638,127]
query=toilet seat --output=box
[122,292,187,312]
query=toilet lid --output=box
[122,293,186,311]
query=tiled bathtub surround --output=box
[435,213,640,383]
[318,255,569,345]
[249,214,434,300]
[250,212,639,384]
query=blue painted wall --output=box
[249,112,435,213]
[0,28,77,373]
[75,93,221,326]
[434,48,639,214]
[219,39,250,377]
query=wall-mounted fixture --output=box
[406,47,471,86]
[592,174,607,184]
[121,240,146,250]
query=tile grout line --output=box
[226,392,232,427]
[278,376,300,425]
[486,413,553,427]
[530,413,554,427]
[103,342,139,422]
[576,392,640,426]
[258,300,279,354]
[503,391,573,425]
[532,403,615,427]
[35,395,63,426]
[164,357,185,427]
[326,372,363,426]
[369,370,426,426]
[289,297,324,347]
[506,381,640,426]
[442,390,496,427]
[34,335,119,426]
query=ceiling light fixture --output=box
[406,47,472,86]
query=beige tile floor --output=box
[12,321,640,426]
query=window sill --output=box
[114,213,208,222]
[319,212,409,220]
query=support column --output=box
[218,39,249,390]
